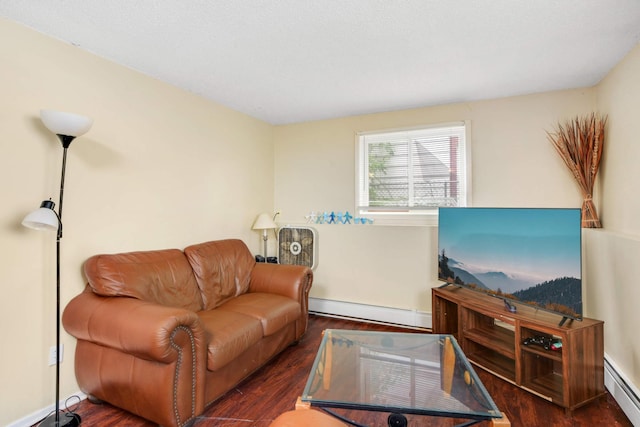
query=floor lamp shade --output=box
[41,110,93,137]
[22,200,59,232]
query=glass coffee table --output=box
[300,329,508,427]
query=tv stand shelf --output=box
[432,285,605,411]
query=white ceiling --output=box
[2,1,640,125]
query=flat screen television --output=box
[437,207,582,324]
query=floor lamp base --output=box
[39,411,81,427]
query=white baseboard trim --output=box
[309,297,640,424]
[8,392,86,427]
[309,297,432,329]
[605,355,640,426]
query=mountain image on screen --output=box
[437,208,583,320]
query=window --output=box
[356,122,470,225]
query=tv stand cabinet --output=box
[432,285,605,411]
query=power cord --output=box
[64,395,83,423]
[35,395,83,426]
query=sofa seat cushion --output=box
[217,293,301,337]
[197,309,263,372]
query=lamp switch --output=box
[48,344,63,366]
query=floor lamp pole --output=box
[54,146,66,427]
[54,229,62,426]
[41,143,80,427]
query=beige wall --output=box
[587,43,640,390]
[274,89,594,310]
[0,18,273,425]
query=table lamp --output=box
[252,212,278,261]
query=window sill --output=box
[357,212,439,227]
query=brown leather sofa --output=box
[62,239,313,427]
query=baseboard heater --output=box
[309,297,432,330]
[605,356,640,426]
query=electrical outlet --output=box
[48,344,63,366]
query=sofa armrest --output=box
[62,286,205,363]
[250,263,313,338]
[249,263,313,303]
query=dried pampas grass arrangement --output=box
[547,113,607,228]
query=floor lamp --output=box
[22,110,93,427]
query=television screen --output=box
[437,207,582,321]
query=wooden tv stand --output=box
[432,285,605,411]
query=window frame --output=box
[355,121,472,226]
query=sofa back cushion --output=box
[84,249,204,312]
[184,239,256,310]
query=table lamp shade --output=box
[252,213,277,230]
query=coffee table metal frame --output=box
[300,329,505,427]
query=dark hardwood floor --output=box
[46,314,632,426]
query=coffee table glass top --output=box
[301,329,501,421]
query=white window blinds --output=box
[357,122,469,215]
